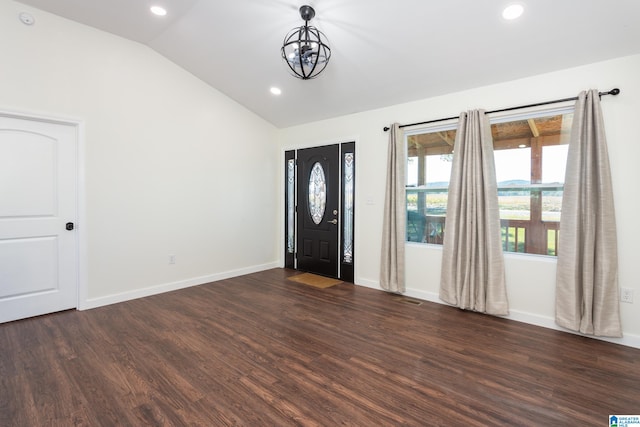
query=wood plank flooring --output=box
[1,268,639,426]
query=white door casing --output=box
[0,114,78,323]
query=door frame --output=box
[1,108,86,312]
[283,139,356,282]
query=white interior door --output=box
[0,114,78,323]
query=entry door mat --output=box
[288,273,343,289]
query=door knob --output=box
[66,222,74,231]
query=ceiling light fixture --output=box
[19,12,35,25]
[150,6,167,16]
[502,4,524,20]
[270,87,282,96]
[281,5,331,80]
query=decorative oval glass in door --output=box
[308,162,327,225]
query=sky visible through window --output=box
[408,144,568,186]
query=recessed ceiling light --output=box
[502,4,524,20]
[150,6,167,16]
[270,87,282,96]
[19,12,35,25]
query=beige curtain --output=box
[380,123,406,293]
[556,90,621,337]
[439,110,508,315]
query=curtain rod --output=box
[382,88,621,132]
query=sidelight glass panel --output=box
[343,152,354,263]
[308,162,327,225]
[287,159,295,253]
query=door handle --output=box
[327,219,338,225]
[66,222,74,231]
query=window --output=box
[405,108,573,256]
[406,124,456,244]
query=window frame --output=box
[404,105,575,257]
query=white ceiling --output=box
[15,0,640,128]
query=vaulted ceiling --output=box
[15,0,640,128]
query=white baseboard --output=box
[355,277,640,349]
[356,278,442,303]
[79,261,280,310]
[354,277,380,290]
[505,309,640,349]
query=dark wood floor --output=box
[1,268,638,426]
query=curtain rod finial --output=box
[383,126,390,132]
[610,88,621,95]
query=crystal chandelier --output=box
[281,5,331,80]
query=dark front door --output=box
[296,144,339,277]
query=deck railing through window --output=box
[407,213,560,256]
[407,185,562,255]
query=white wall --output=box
[279,54,640,348]
[0,1,280,305]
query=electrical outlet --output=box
[169,254,176,264]
[620,288,633,304]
